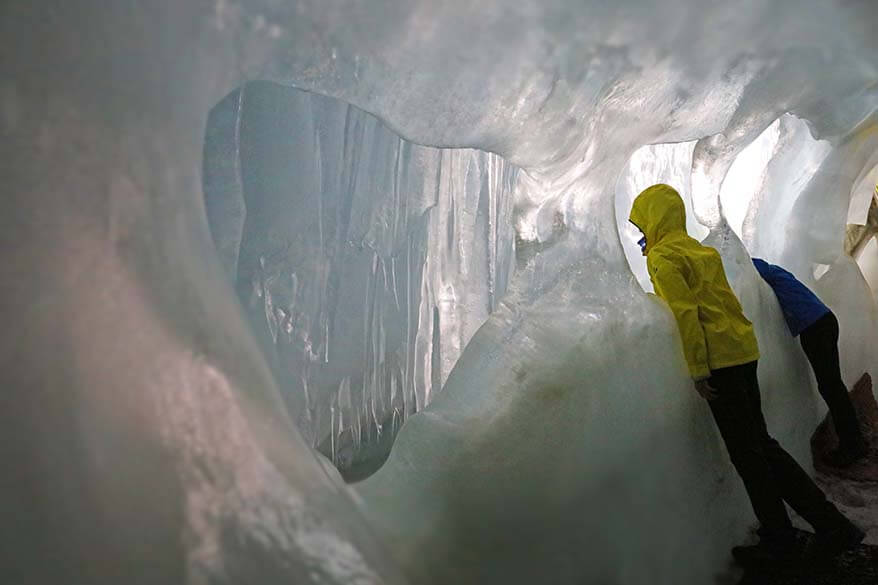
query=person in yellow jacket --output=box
[629,184,863,566]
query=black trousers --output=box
[708,361,844,539]
[799,311,865,451]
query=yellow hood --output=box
[628,184,687,253]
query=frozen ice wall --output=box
[3,1,878,585]
[730,113,878,408]
[204,82,517,476]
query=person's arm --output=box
[648,254,711,382]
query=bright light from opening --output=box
[720,119,781,239]
[616,140,707,292]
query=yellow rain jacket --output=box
[629,184,759,380]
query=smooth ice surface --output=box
[204,82,517,473]
[859,238,878,299]
[3,1,878,585]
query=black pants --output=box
[799,311,865,451]
[708,361,844,539]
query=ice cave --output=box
[3,1,878,584]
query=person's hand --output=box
[694,378,718,401]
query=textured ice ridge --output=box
[205,82,518,476]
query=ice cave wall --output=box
[3,1,878,585]
[204,81,518,477]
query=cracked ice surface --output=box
[3,1,878,585]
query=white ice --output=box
[3,1,878,585]
[204,82,517,472]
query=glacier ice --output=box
[2,1,878,585]
[204,81,518,476]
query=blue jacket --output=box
[752,258,830,336]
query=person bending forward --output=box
[629,184,863,566]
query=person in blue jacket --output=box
[752,258,868,467]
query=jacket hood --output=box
[628,184,687,253]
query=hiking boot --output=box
[809,518,865,559]
[826,442,868,468]
[732,534,804,567]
